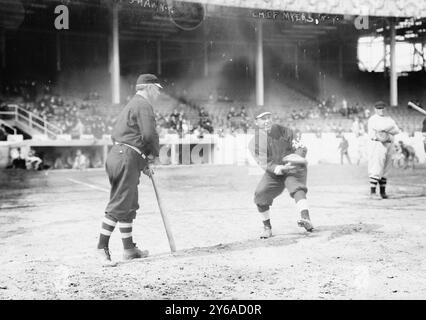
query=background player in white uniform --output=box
[367,101,400,199]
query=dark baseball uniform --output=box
[249,124,308,208]
[105,94,160,221]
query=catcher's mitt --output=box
[282,153,308,165]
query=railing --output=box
[0,119,17,135]
[0,104,63,138]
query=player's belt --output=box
[114,141,145,158]
[371,138,391,143]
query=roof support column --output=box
[383,34,388,79]
[256,20,264,107]
[56,33,61,72]
[110,1,120,104]
[157,39,162,76]
[1,28,5,69]
[295,43,299,80]
[390,19,398,107]
[338,45,343,78]
[203,41,209,77]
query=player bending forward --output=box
[367,101,400,199]
[249,109,313,239]
[97,74,161,266]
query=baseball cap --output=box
[255,108,272,119]
[136,74,163,89]
[374,101,387,109]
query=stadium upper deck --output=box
[1,0,426,141]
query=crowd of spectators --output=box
[154,107,216,138]
[7,147,45,170]
[2,75,424,172]
[7,146,101,170]
[52,148,95,170]
[288,95,371,122]
[19,94,117,139]
[1,80,117,139]
[224,106,250,132]
[0,79,404,144]
[153,103,254,139]
[1,81,372,142]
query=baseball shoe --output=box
[297,219,314,232]
[97,247,117,267]
[369,193,382,200]
[123,243,149,261]
[260,227,272,239]
[380,193,389,199]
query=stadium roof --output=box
[1,0,426,45]
[180,0,426,18]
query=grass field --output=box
[0,163,425,299]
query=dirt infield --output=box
[0,164,425,299]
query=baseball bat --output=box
[149,171,177,253]
[141,152,176,253]
[408,101,426,116]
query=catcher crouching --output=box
[249,109,313,239]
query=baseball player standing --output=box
[338,135,352,165]
[367,101,400,199]
[97,74,161,266]
[249,109,313,239]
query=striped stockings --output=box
[97,215,117,249]
[370,177,387,195]
[97,215,135,250]
[119,222,134,249]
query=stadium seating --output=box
[1,73,425,139]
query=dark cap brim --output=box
[136,83,163,90]
[255,111,272,119]
[374,101,386,109]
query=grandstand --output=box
[3,0,426,303]
[1,0,426,168]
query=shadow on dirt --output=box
[316,223,383,240]
[384,194,426,200]
[120,223,383,265]
[0,227,27,239]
